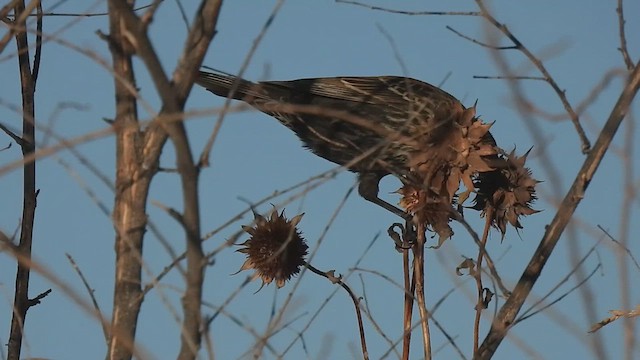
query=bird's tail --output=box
[196,70,264,101]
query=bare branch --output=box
[26,288,51,307]
[0,122,24,145]
[198,0,285,168]
[0,0,38,55]
[31,1,41,83]
[517,265,600,324]
[473,75,546,81]
[598,225,640,271]
[7,1,39,358]
[336,0,480,16]
[446,26,517,50]
[616,0,634,70]
[66,254,109,344]
[475,0,592,153]
[517,238,603,323]
[477,59,640,359]
[8,2,157,18]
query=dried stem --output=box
[401,243,414,360]
[454,214,511,298]
[413,222,431,360]
[279,226,379,358]
[389,221,416,360]
[259,185,354,358]
[305,262,369,360]
[473,211,492,355]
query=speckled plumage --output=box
[196,70,466,217]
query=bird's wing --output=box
[196,71,267,100]
[263,76,461,110]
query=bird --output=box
[196,70,468,218]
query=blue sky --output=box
[1,1,639,359]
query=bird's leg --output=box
[403,218,417,248]
[357,172,411,220]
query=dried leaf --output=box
[456,257,476,276]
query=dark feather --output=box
[196,70,468,218]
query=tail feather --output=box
[196,71,263,101]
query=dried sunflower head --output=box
[397,184,454,248]
[472,149,540,237]
[237,208,308,289]
[400,105,499,246]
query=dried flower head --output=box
[397,185,453,247]
[399,105,501,246]
[472,149,540,236]
[237,208,308,289]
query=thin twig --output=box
[174,0,190,31]
[280,231,380,357]
[614,100,637,359]
[210,297,300,359]
[13,2,157,17]
[0,0,20,20]
[379,287,466,359]
[31,1,42,84]
[517,265,600,324]
[376,23,409,75]
[151,200,186,226]
[446,26,516,50]
[598,225,640,271]
[524,68,627,122]
[0,122,24,145]
[517,238,601,321]
[454,214,511,298]
[198,0,285,168]
[358,274,400,357]
[0,0,38,55]
[0,232,147,359]
[152,169,341,296]
[202,168,338,241]
[26,289,51,307]
[616,0,634,70]
[305,262,369,360]
[336,0,480,16]
[473,75,546,81]
[66,254,109,343]
[474,0,591,153]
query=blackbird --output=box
[196,70,465,218]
